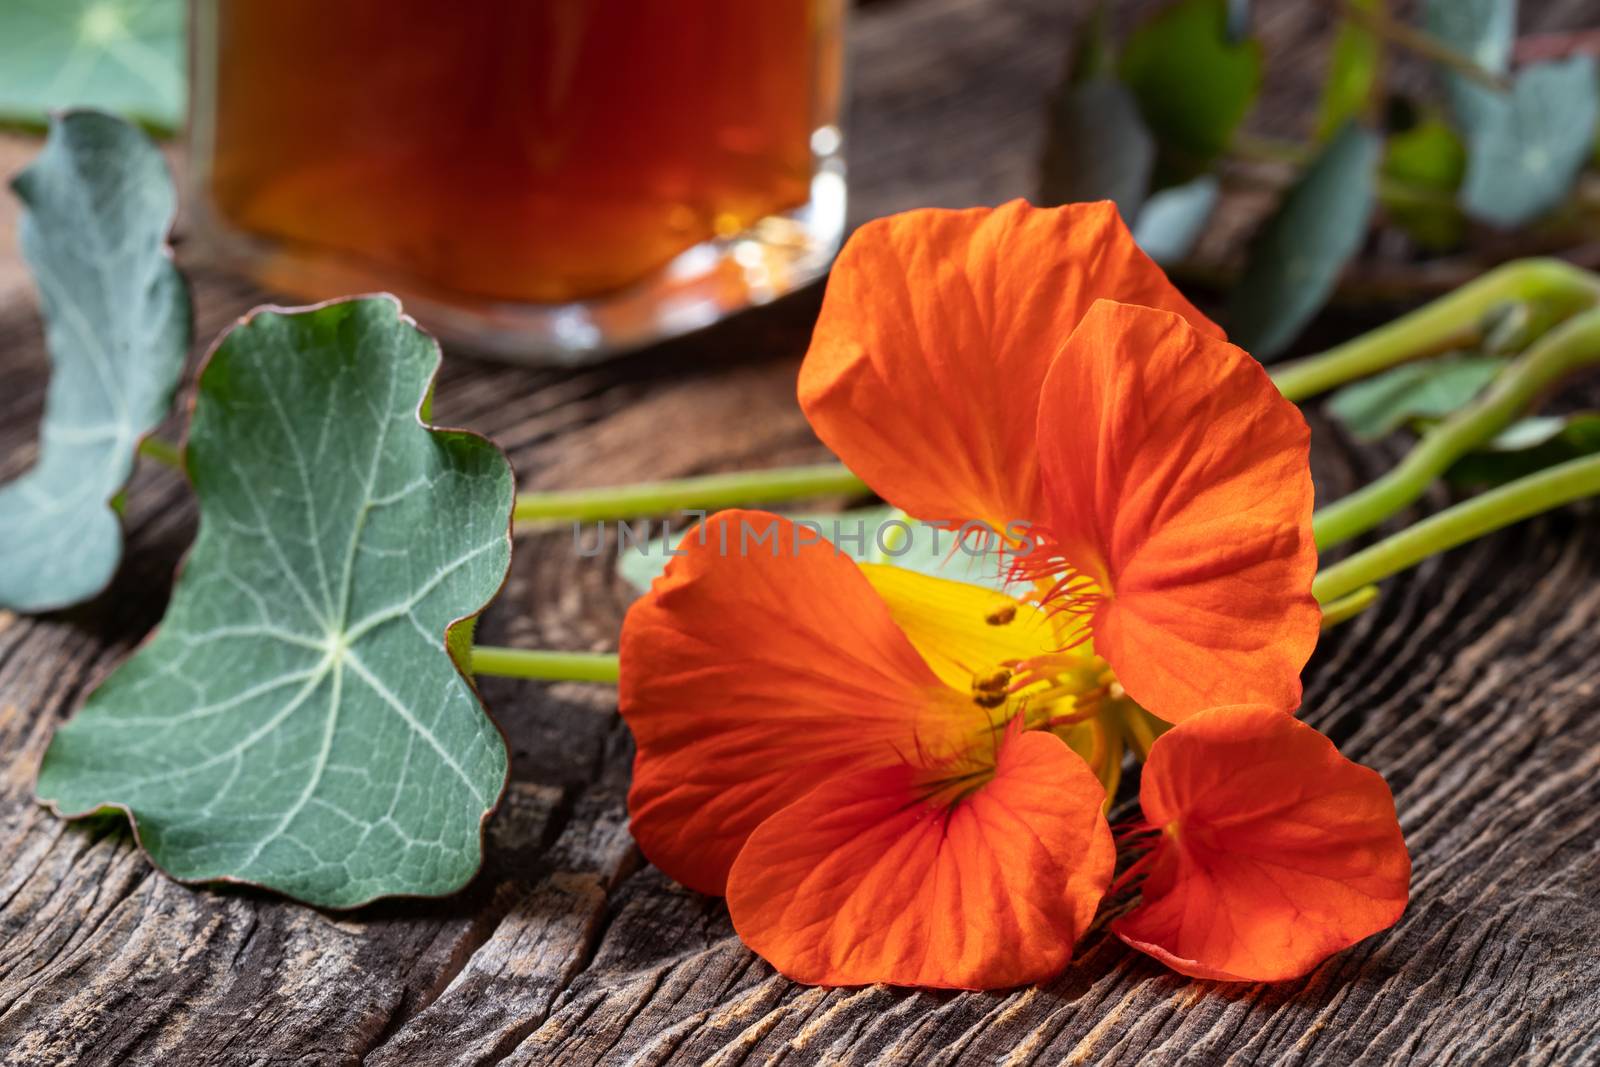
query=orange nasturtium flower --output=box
[618,201,1409,989]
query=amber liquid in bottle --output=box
[202,1,821,305]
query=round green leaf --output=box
[1460,57,1600,229]
[1119,0,1262,176]
[0,0,184,133]
[36,297,515,909]
[1383,113,1467,250]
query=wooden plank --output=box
[0,1,1597,1063]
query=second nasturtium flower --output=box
[618,200,1409,989]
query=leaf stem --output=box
[137,435,183,470]
[476,450,1600,685]
[1313,305,1600,549]
[1269,258,1600,403]
[469,646,620,683]
[1338,0,1512,92]
[1313,452,1600,605]
[512,463,869,527]
[1318,584,1379,627]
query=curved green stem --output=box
[1313,305,1600,550]
[1318,584,1379,627]
[137,435,183,470]
[513,463,868,527]
[470,646,620,683]
[1269,258,1600,403]
[1338,0,1511,92]
[1313,453,1600,605]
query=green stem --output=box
[1314,452,1600,604]
[470,646,620,683]
[1268,258,1600,403]
[475,453,1600,684]
[137,435,183,470]
[1318,584,1379,626]
[1338,0,1512,92]
[1313,305,1600,549]
[513,463,868,526]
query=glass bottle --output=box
[187,0,847,363]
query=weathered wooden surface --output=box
[2,1,1599,1063]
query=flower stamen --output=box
[985,603,1017,626]
[1007,528,1109,642]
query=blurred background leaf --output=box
[1228,122,1380,358]
[1132,175,1219,264]
[1039,79,1156,217]
[1425,0,1515,133]
[0,0,184,134]
[1119,0,1262,181]
[1326,353,1507,441]
[1317,0,1384,141]
[1382,110,1468,249]
[1446,413,1600,485]
[1458,55,1599,228]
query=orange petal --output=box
[1113,705,1410,982]
[726,728,1114,989]
[798,200,1222,531]
[1034,300,1319,722]
[618,510,970,895]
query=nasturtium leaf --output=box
[1119,0,1262,178]
[1228,122,1379,358]
[1132,174,1218,264]
[1316,0,1382,141]
[1460,57,1600,229]
[0,0,185,133]
[1489,415,1590,451]
[1424,0,1514,134]
[1038,79,1155,217]
[36,297,515,909]
[616,505,1017,595]
[1447,413,1600,486]
[1326,353,1507,441]
[0,110,189,613]
[1387,114,1467,189]
[1383,112,1467,250]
